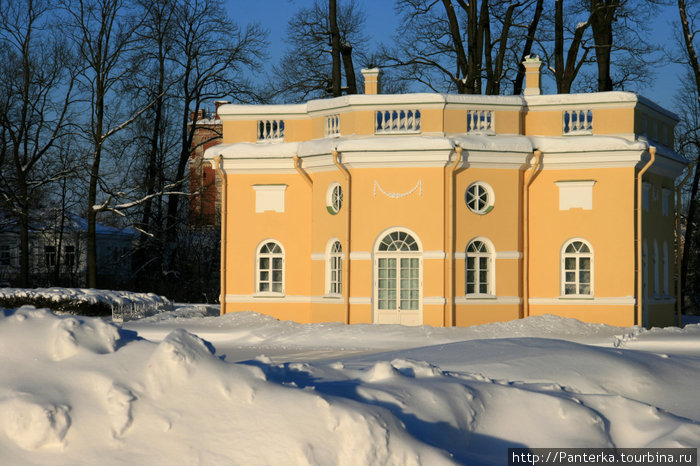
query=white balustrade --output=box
[563,109,593,135]
[466,110,493,132]
[325,114,340,136]
[257,119,285,142]
[375,109,421,134]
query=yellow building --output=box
[205,58,687,328]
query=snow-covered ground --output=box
[0,301,699,465]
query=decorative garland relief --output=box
[373,180,422,199]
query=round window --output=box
[465,182,494,214]
[326,182,343,214]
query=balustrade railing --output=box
[258,119,285,142]
[375,109,421,134]
[563,110,593,135]
[325,114,340,136]
[466,110,493,132]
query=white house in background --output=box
[0,211,137,287]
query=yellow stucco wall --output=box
[214,91,681,329]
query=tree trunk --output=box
[553,0,591,94]
[590,0,617,92]
[443,0,470,93]
[329,0,342,96]
[513,0,544,95]
[681,161,700,307]
[678,0,700,309]
[341,43,357,94]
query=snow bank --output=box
[0,288,172,321]
[1,305,698,465]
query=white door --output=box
[373,231,422,326]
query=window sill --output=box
[558,295,594,300]
[465,294,496,300]
[323,294,343,299]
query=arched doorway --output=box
[373,229,423,325]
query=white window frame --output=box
[326,182,343,215]
[465,237,495,297]
[560,238,593,297]
[44,245,57,269]
[326,239,343,296]
[255,240,285,296]
[465,181,495,215]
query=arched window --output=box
[377,230,419,251]
[375,230,421,313]
[256,241,284,293]
[561,239,593,296]
[466,239,493,295]
[327,240,342,295]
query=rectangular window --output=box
[44,245,57,268]
[64,245,75,269]
[0,245,10,266]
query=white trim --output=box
[349,297,372,305]
[495,251,522,259]
[455,296,522,305]
[312,295,345,304]
[225,294,346,304]
[311,253,326,261]
[423,297,446,305]
[454,252,466,260]
[424,251,446,259]
[349,252,371,260]
[529,296,635,305]
[227,294,308,303]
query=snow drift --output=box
[0,305,698,465]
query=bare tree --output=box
[271,0,366,102]
[62,0,159,288]
[164,0,265,259]
[677,0,700,310]
[0,0,77,287]
[384,0,543,95]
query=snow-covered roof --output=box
[204,134,536,161]
[216,90,678,121]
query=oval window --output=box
[326,182,343,214]
[465,181,494,214]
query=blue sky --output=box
[225,0,687,112]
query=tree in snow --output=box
[0,0,78,287]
